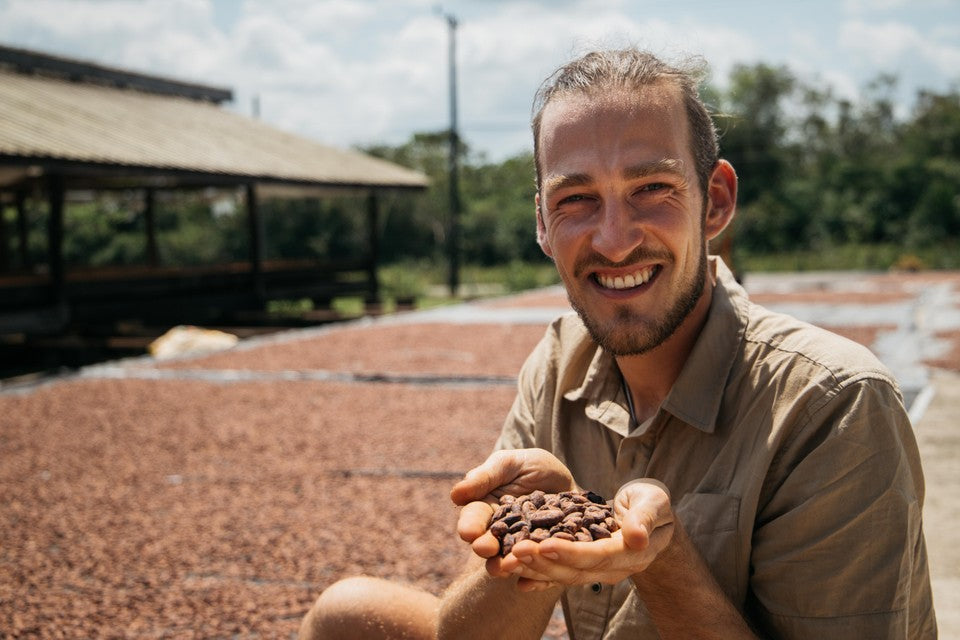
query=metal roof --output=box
[0,64,428,191]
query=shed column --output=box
[16,189,29,271]
[144,187,159,267]
[365,190,380,305]
[47,174,65,304]
[246,183,265,302]
[0,193,9,273]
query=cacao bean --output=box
[492,503,511,521]
[485,489,620,556]
[528,508,564,529]
[588,523,611,539]
[529,528,551,542]
[507,519,528,534]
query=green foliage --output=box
[363,133,541,267]
[379,260,432,298]
[713,63,960,266]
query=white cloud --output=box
[0,0,955,159]
[840,20,960,76]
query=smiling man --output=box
[300,49,937,640]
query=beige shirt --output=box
[496,258,936,639]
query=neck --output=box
[616,266,716,421]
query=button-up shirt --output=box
[495,258,936,639]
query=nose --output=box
[591,197,644,263]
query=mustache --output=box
[573,247,672,278]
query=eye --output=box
[638,182,669,192]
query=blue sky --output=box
[1,0,957,160]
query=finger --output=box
[450,451,520,506]
[470,531,501,559]
[619,509,652,551]
[516,577,561,592]
[495,542,556,581]
[509,560,561,583]
[615,480,673,551]
[457,501,495,543]
[485,554,516,579]
[645,521,675,557]
[535,535,625,568]
[621,505,673,552]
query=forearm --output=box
[631,520,759,640]
[437,556,562,640]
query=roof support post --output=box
[0,193,9,273]
[46,174,65,304]
[144,187,159,267]
[15,189,29,271]
[246,183,265,302]
[366,190,380,305]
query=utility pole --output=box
[442,12,461,298]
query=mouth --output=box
[593,265,660,291]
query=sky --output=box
[1,0,958,161]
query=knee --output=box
[299,576,438,640]
[300,577,377,640]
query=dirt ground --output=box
[2,270,959,638]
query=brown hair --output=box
[532,49,719,196]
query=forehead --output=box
[537,83,691,169]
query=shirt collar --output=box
[563,257,748,436]
[661,257,748,433]
[563,340,633,438]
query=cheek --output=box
[543,222,583,263]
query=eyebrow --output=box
[624,158,686,180]
[543,158,686,193]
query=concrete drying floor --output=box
[3,269,960,638]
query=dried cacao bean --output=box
[489,519,509,537]
[486,489,620,556]
[528,508,564,529]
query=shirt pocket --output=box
[675,492,742,602]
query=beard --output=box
[566,244,707,357]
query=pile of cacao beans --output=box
[488,489,620,556]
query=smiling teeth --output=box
[598,268,655,290]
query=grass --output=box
[380,260,560,302]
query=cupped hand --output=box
[450,448,575,561]
[503,478,675,590]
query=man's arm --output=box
[438,448,577,639]
[631,516,759,640]
[510,479,759,639]
[437,554,562,639]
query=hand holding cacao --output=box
[488,489,620,556]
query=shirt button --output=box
[591,583,602,594]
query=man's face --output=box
[535,85,709,356]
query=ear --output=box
[535,191,553,258]
[704,159,737,241]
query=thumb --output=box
[450,451,518,506]
[615,478,673,551]
[620,508,654,551]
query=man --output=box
[301,48,936,639]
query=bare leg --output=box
[299,576,439,640]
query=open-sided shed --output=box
[0,44,428,340]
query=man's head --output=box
[532,49,719,201]
[531,49,736,356]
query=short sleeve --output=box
[749,376,936,638]
[494,326,553,451]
